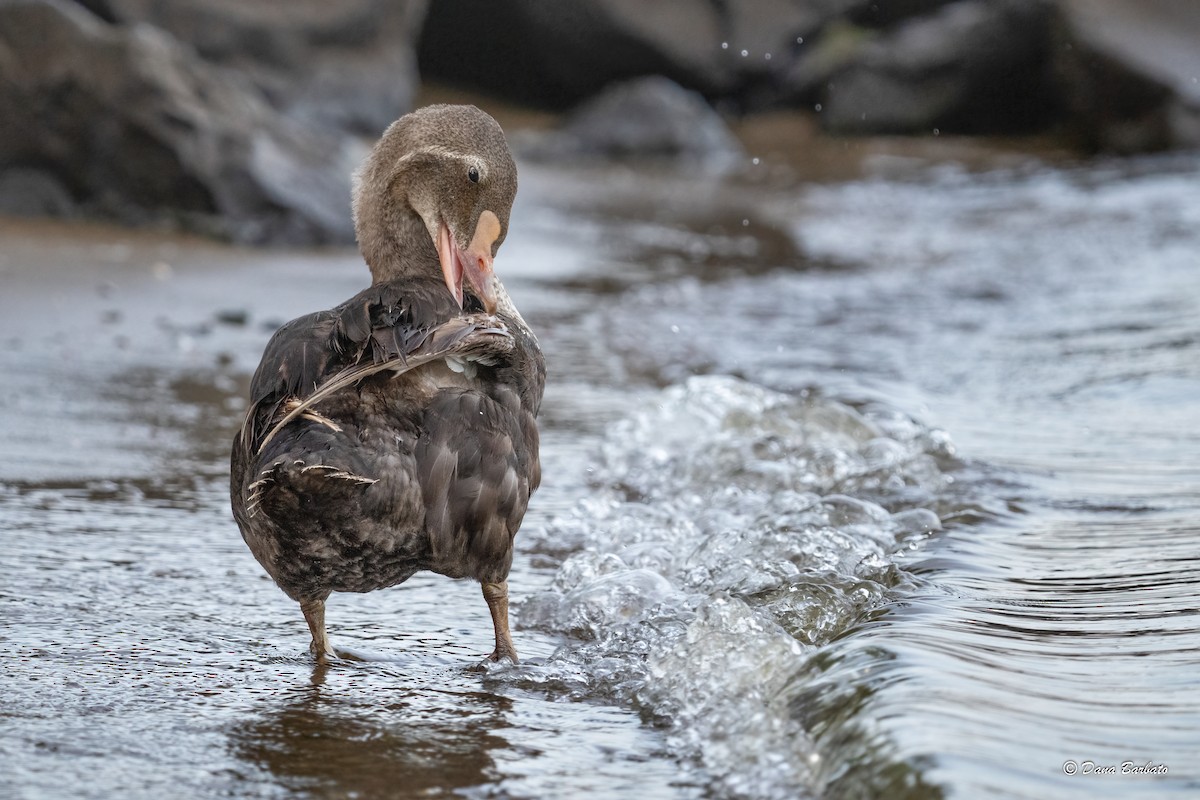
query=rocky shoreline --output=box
[1,0,1196,243]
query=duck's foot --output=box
[482,581,518,664]
[487,644,519,663]
[300,597,335,662]
[308,640,339,662]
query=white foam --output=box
[515,376,951,797]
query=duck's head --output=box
[353,104,518,314]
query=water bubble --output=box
[752,157,761,166]
[721,42,728,50]
[814,103,822,112]
[741,49,749,57]
[765,52,772,61]
[933,128,941,136]
[796,36,804,44]
[670,324,680,334]
[741,219,750,227]
[525,376,957,797]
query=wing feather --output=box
[236,278,515,457]
[255,319,510,454]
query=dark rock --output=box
[419,0,872,111]
[1054,0,1200,152]
[815,0,1059,135]
[779,0,1200,151]
[0,0,358,243]
[715,0,874,112]
[844,0,961,29]
[0,168,78,217]
[525,76,743,168]
[85,0,428,135]
[420,0,727,109]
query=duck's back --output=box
[230,277,544,603]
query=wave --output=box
[504,375,957,798]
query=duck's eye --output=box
[468,166,480,184]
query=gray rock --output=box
[84,0,427,135]
[1055,0,1200,151]
[778,0,1200,151]
[0,168,77,217]
[717,0,842,89]
[0,0,358,243]
[418,1,990,113]
[816,0,1058,134]
[842,0,962,29]
[420,0,726,108]
[527,76,743,168]
[419,0,866,110]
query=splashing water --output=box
[513,376,952,797]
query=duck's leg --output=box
[300,598,334,660]
[482,581,518,662]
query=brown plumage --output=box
[230,105,544,662]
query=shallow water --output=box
[2,148,1198,799]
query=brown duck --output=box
[230,105,544,662]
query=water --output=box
[2,146,1198,799]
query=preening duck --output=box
[230,104,544,662]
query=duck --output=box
[230,104,544,662]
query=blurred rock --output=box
[785,0,1200,150]
[525,76,743,168]
[842,0,962,29]
[1,0,1195,249]
[811,0,1059,134]
[85,0,427,135]
[0,168,78,217]
[715,0,846,108]
[1054,0,1200,151]
[419,0,1200,154]
[419,0,871,111]
[420,0,727,108]
[0,0,359,243]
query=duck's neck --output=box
[357,194,437,286]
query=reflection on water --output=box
[231,664,510,798]
[3,151,1199,799]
